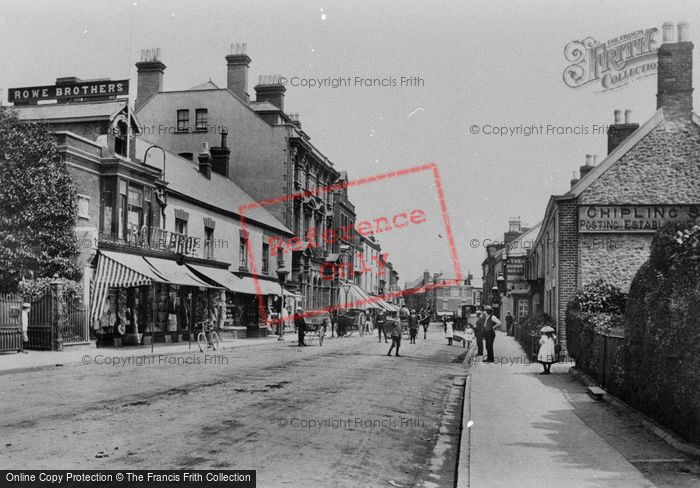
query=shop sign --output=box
[8,79,129,103]
[125,224,201,255]
[579,205,700,232]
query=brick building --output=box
[526,22,700,352]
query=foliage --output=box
[565,280,626,371]
[620,221,700,444]
[19,277,83,304]
[0,109,79,291]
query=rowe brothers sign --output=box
[579,205,700,232]
[8,79,129,103]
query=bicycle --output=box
[196,320,220,352]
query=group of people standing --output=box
[442,306,501,361]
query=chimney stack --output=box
[254,75,286,111]
[570,170,580,189]
[226,43,251,102]
[608,108,639,153]
[210,128,230,177]
[579,154,595,180]
[198,142,212,179]
[135,48,165,111]
[657,22,694,119]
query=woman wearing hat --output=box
[537,326,556,374]
[20,302,31,353]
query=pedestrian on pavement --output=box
[408,310,419,344]
[387,317,402,357]
[365,310,373,335]
[357,309,367,336]
[376,310,388,343]
[506,311,514,336]
[474,310,485,356]
[482,306,501,362]
[442,315,447,333]
[295,308,307,347]
[464,326,475,349]
[445,317,454,345]
[538,328,556,374]
[20,302,30,353]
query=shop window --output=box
[262,243,270,274]
[204,226,215,260]
[239,237,248,270]
[177,109,189,132]
[77,194,90,220]
[195,109,208,132]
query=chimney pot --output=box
[592,154,598,165]
[226,45,251,101]
[624,109,632,124]
[663,22,675,43]
[135,48,166,111]
[614,109,622,124]
[585,154,592,166]
[220,127,228,148]
[678,21,690,42]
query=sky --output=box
[2,0,699,285]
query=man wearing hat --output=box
[295,308,307,347]
[482,305,501,362]
[20,302,31,353]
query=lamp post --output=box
[276,268,289,341]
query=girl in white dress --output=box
[538,331,556,374]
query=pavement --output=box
[459,331,700,488]
[0,332,284,374]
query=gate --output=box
[62,297,89,346]
[27,294,52,350]
[0,293,24,352]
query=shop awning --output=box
[339,283,382,310]
[375,297,395,312]
[186,264,243,292]
[233,276,282,296]
[144,256,221,288]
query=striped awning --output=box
[89,251,156,328]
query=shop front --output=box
[89,250,223,347]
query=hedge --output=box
[620,222,700,444]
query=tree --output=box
[0,109,79,291]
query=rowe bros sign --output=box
[8,79,129,103]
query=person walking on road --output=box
[376,310,388,343]
[295,308,307,347]
[482,306,501,362]
[474,310,485,356]
[20,302,30,353]
[387,317,402,357]
[408,310,419,344]
[538,327,556,374]
[445,317,454,345]
[419,308,430,339]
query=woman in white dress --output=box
[538,330,556,374]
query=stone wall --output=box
[578,234,652,292]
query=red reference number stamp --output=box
[238,163,461,324]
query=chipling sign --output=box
[563,27,658,92]
[8,80,129,103]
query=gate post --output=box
[50,279,66,351]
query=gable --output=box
[579,116,700,205]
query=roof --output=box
[504,222,542,258]
[11,100,129,122]
[135,137,293,236]
[405,275,425,289]
[189,80,220,90]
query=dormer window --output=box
[114,120,128,156]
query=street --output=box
[0,325,467,488]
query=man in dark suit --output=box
[474,309,485,356]
[483,306,502,362]
[295,308,307,346]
